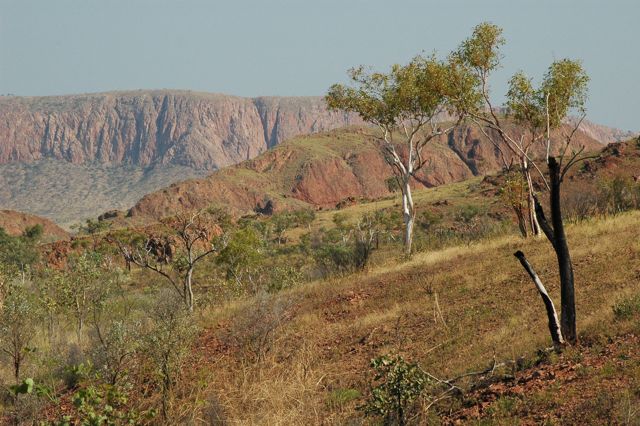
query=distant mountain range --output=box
[0,90,361,169]
[0,91,362,226]
[0,90,635,227]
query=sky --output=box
[0,0,637,130]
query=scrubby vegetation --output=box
[1,22,639,426]
[0,149,638,423]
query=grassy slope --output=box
[21,138,638,423]
[25,137,636,423]
[128,129,386,219]
[200,202,640,424]
[306,177,486,231]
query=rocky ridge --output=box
[128,123,604,220]
[0,91,632,227]
[0,209,69,241]
[0,91,361,170]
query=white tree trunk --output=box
[522,158,541,237]
[514,250,564,348]
[185,268,194,312]
[402,177,415,255]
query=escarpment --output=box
[0,91,362,169]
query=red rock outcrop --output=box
[0,209,70,241]
[128,125,604,220]
[0,91,623,226]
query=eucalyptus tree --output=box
[326,57,471,254]
[0,283,40,382]
[56,251,112,345]
[113,209,230,311]
[452,23,589,238]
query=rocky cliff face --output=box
[1,90,632,227]
[567,117,638,144]
[0,91,361,170]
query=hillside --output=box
[0,209,69,241]
[0,91,633,229]
[3,135,639,424]
[187,140,640,423]
[128,122,603,220]
[0,91,364,227]
[198,209,640,424]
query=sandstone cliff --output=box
[0,91,361,170]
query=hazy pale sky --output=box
[0,0,637,129]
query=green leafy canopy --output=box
[326,55,472,129]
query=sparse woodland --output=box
[1,23,640,426]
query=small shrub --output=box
[386,176,401,193]
[0,283,41,382]
[142,294,197,421]
[597,176,640,215]
[417,209,443,231]
[266,265,303,293]
[361,355,429,425]
[63,362,92,390]
[57,383,154,425]
[613,294,640,320]
[563,181,600,222]
[227,291,292,362]
[600,361,617,378]
[485,395,520,419]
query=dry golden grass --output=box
[286,177,486,242]
[200,210,640,424]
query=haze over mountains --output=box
[0,90,636,227]
[0,90,362,226]
[0,90,362,168]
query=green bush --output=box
[597,176,640,215]
[0,227,39,274]
[309,212,391,277]
[613,294,640,320]
[312,242,358,277]
[55,383,154,425]
[386,176,401,193]
[361,355,429,425]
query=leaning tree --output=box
[452,23,588,239]
[454,23,590,345]
[326,57,473,255]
